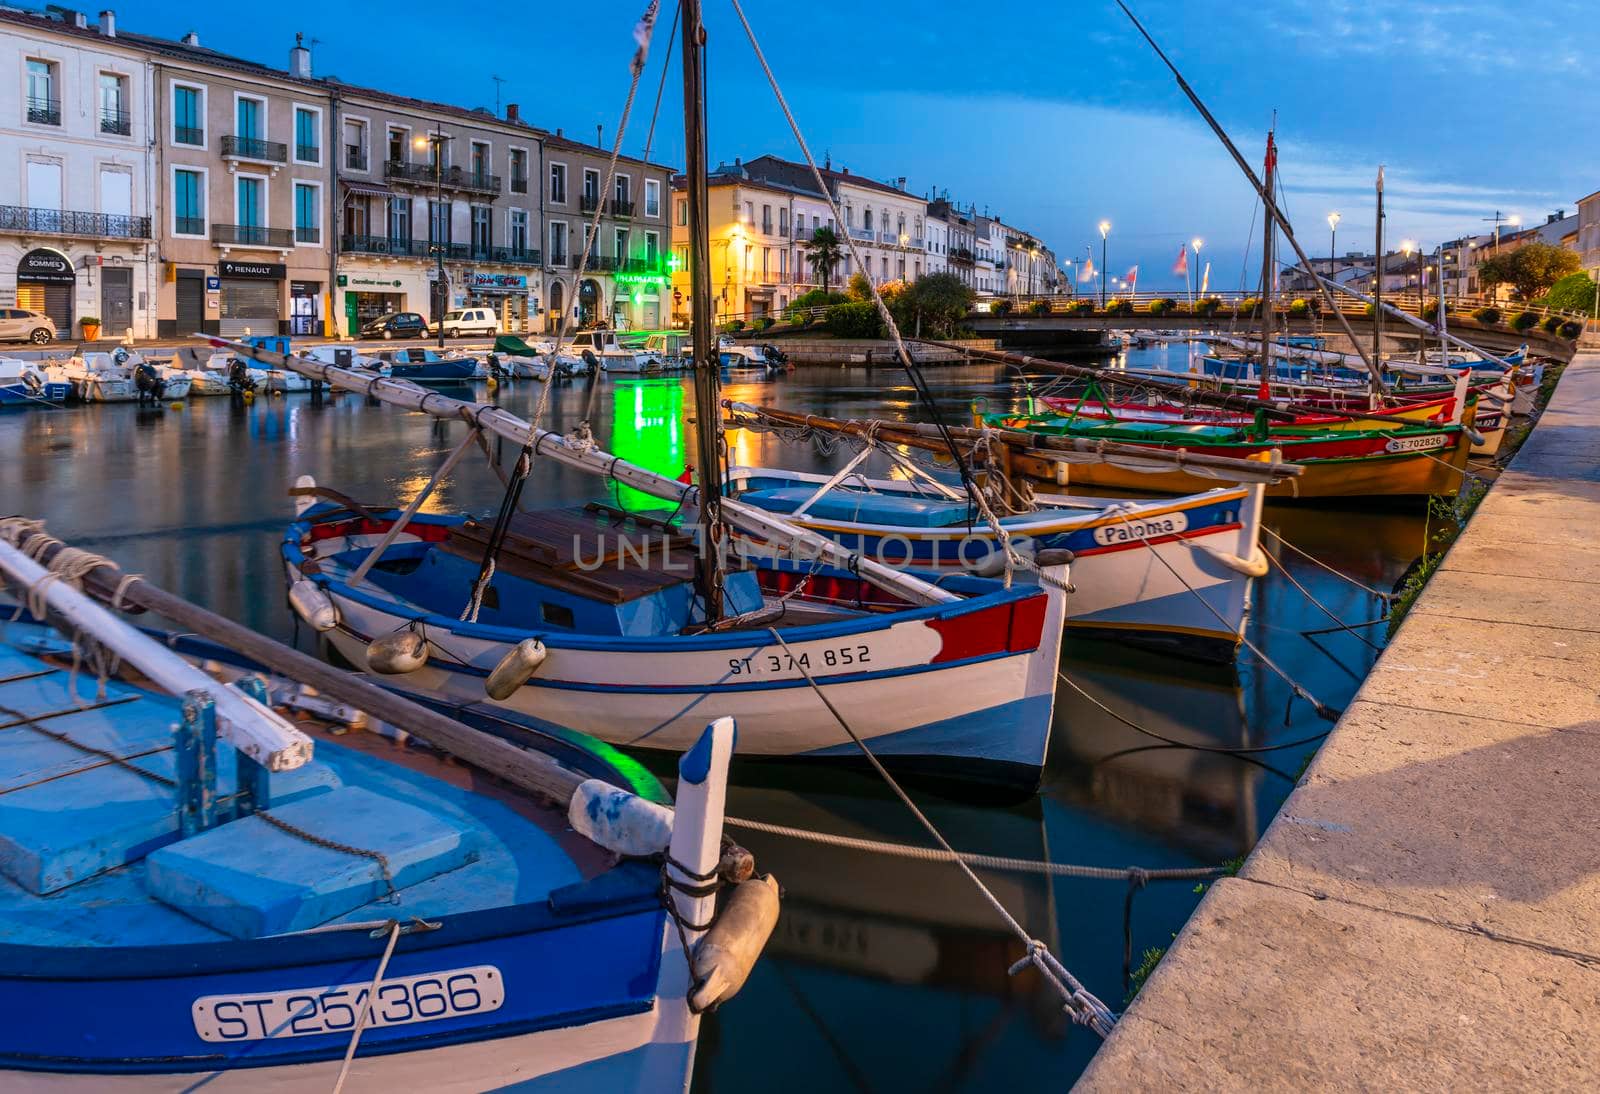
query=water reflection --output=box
[0,356,1426,1088]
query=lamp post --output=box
[1400,240,1416,309]
[414,130,452,348]
[1327,211,1341,288]
[1063,258,1074,299]
[1098,220,1111,307]
[1190,237,1203,310]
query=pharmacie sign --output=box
[220,260,285,280]
[615,271,667,287]
[467,272,528,291]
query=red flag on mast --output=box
[1172,246,1188,277]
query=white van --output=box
[435,307,499,338]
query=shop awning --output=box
[341,180,394,200]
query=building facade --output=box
[541,132,671,332]
[923,204,948,277]
[0,8,157,339]
[1578,191,1600,276]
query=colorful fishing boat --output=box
[380,347,480,383]
[726,466,1267,658]
[0,526,774,1091]
[978,410,1471,498]
[283,483,1069,787]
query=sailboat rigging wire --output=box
[726,0,1010,561]
[1112,0,1384,391]
[762,627,1118,1037]
[639,0,681,164]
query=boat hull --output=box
[0,381,70,406]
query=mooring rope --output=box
[331,919,402,1094]
[1260,526,1397,601]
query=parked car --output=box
[431,307,499,338]
[0,308,55,345]
[359,312,428,340]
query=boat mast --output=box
[1257,130,1276,392]
[1373,166,1385,373]
[681,0,726,620]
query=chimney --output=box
[596,123,603,148]
[555,127,563,138]
[896,176,906,191]
[289,33,311,78]
[506,103,520,122]
[98,9,115,36]
[182,30,200,46]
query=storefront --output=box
[336,270,418,336]
[289,281,323,337]
[218,260,284,338]
[614,270,666,332]
[464,271,537,334]
[16,248,75,336]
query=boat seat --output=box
[145,786,475,938]
[739,486,977,529]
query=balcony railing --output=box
[342,234,429,258]
[761,222,774,236]
[949,247,975,263]
[221,135,288,163]
[910,237,925,249]
[548,251,568,268]
[580,194,601,214]
[383,160,501,195]
[175,125,204,146]
[296,143,321,163]
[295,225,321,244]
[26,96,60,126]
[99,108,131,136]
[510,174,528,194]
[0,204,151,239]
[175,215,205,236]
[345,145,368,171]
[610,198,635,218]
[337,235,543,267]
[483,246,542,266]
[850,226,874,241]
[212,223,295,247]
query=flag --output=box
[631,0,660,76]
[1172,246,1188,277]
[1079,256,1095,283]
[1200,262,1210,294]
[1125,265,1139,292]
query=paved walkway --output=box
[1078,354,1600,1090]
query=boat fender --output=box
[485,638,547,700]
[367,629,429,674]
[292,474,319,516]
[690,874,782,1012]
[568,778,674,856]
[1204,546,1269,578]
[1465,427,1486,446]
[719,837,755,884]
[1034,548,1075,568]
[288,578,339,631]
[969,538,1035,578]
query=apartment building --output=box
[0,7,156,339]
[542,131,672,331]
[931,198,977,289]
[332,92,542,335]
[923,204,948,277]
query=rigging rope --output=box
[331,920,402,1094]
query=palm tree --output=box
[806,226,843,292]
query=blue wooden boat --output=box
[0,357,69,406]
[0,529,772,1090]
[382,348,480,384]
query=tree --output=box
[1478,242,1582,299]
[1540,272,1597,316]
[895,272,976,337]
[806,226,843,292]
[845,271,873,302]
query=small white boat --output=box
[718,337,789,374]
[644,332,692,371]
[489,335,589,380]
[575,329,659,374]
[0,356,71,406]
[57,350,139,402]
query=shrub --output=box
[1510,310,1539,332]
[1287,298,1314,318]
[1105,298,1134,317]
[1195,296,1222,317]
[1068,299,1096,315]
[823,300,883,338]
[1237,297,1261,317]
[1026,298,1051,316]
[1471,306,1501,326]
[1541,272,1597,317]
[753,316,774,331]
[1363,301,1377,318]
[791,312,812,329]
[789,288,848,315]
[1561,320,1584,339]
[845,271,873,302]
[1541,315,1563,333]
[1147,297,1177,316]
[1420,301,1442,322]
[990,298,1013,316]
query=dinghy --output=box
[0,526,775,1091]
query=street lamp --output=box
[414,130,452,348]
[1327,211,1341,286]
[1400,240,1417,303]
[1063,258,1075,299]
[1190,237,1203,308]
[1098,220,1111,307]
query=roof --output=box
[742,155,917,201]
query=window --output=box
[236,97,262,139]
[98,73,129,135]
[549,220,569,263]
[173,168,205,235]
[761,204,772,234]
[237,177,263,228]
[744,201,753,225]
[343,118,367,170]
[644,178,661,217]
[471,205,492,254]
[676,198,687,226]
[864,209,873,231]
[779,207,789,236]
[510,149,528,193]
[294,107,319,163]
[173,85,203,145]
[582,169,601,206]
[388,128,406,164]
[510,209,529,252]
[644,230,659,265]
[549,163,567,204]
[26,60,58,125]
[471,142,490,185]
[881,257,888,279]
[780,250,788,280]
[294,182,319,243]
[614,228,628,260]
[100,168,132,219]
[387,197,410,241]
[428,200,450,244]
[762,247,770,280]
[613,174,630,205]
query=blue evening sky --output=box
[107,0,1593,289]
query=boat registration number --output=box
[1476,414,1503,430]
[727,644,872,677]
[1093,512,1188,546]
[191,965,504,1042]
[1384,434,1450,454]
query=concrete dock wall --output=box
[1077,354,1600,1090]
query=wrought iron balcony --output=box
[221,135,288,163]
[174,215,204,236]
[99,108,131,136]
[213,223,294,247]
[26,96,59,126]
[579,194,601,214]
[383,160,501,195]
[0,204,150,239]
[610,198,635,218]
[345,145,368,171]
[850,226,874,241]
[342,234,429,258]
[510,174,529,194]
[175,125,204,146]
[295,225,321,244]
[296,143,321,163]
[481,246,542,266]
[548,251,568,267]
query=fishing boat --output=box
[1039,389,1463,431]
[380,347,480,384]
[726,465,1267,657]
[0,356,70,406]
[978,409,1471,498]
[0,524,777,1090]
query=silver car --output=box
[0,308,55,344]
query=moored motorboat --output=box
[0,356,70,406]
[379,347,480,383]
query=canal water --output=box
[0,344,1428,1089]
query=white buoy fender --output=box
[568,778,674,857]
[1201,546,1270,578]
[288,579,339,632]
[690,874,781,1012]
[485,638,547,701]
[367,629,429,674]
[292,473,318,516]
